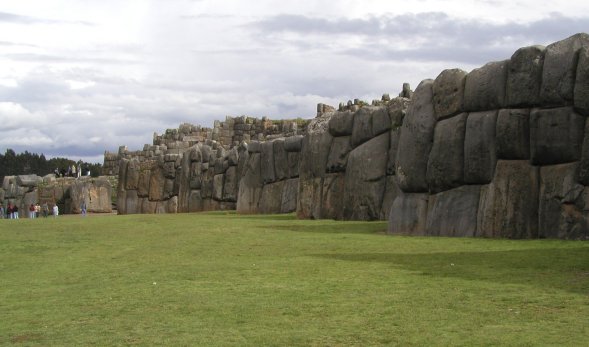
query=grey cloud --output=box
[249,12,589,64]
[0,53,138,65]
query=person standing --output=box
[52,204,59,217]
[13,204,19,219]
[35,203,40,218]
[0,203,4,219]
[42,202,49,218]
[7,203,13,219]
[29,204,36,219]
[80,201,87,216]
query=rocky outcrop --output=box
[388,33,589,240]
[1,175,113,215]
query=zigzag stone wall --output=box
[388,33,589,239]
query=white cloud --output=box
[0,1,588,163]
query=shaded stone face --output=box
[432,68,467,119]
[464,60,508,112]
[506,45,545,107]
[529,107,584,165]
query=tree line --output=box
[0,149,103,182]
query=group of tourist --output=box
[0,202,59,219]
[53,164,90,178]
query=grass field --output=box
[1,212,588,346]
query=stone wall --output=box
[296,94,409,221]
[237,136,303,214]
[388,33,589,239]
[1,174,113,215]
[114,115,308,214]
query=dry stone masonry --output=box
[389,33,589,240]
[107,33,589,239]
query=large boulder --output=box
[396,79,436,192]
[212,174,224,201]
[506,45,545,107]
[284,135,304,152]
[321,173,345,220]
[258,181,284,214]
[426,185,481,237]
[343,132,389,220]
[432,68,467,119]
[426,113,467,193]
[496,108,530,160]
[125,159,140,190]
[530,107,584,165]
[328,110,355,136]
[281,178,299,213]
[223,166,238,202]
[236,153,263,213]
[477,160,539,238]
[16,175,42,187]
[539,163,588,239]
[148,166,166,201]
[297,113,334,218]
[464,60,508,111]
[351,106,390,147]
[464,110,498,184]
[326,136,352,173]
[379,176,401,221]
[577,118,589,185]
[287,152,300,178]
[260,141,276,184]
[575,47,589,116]
[540,33,589,106]
[273,139,288,181]
[125,190,139,214]
[188,190,203,212]
[387,193,429,235]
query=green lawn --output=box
[1,212,588,346]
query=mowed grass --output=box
[1,212,588,346]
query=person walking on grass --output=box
[52,204,59,217]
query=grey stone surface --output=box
[464,110,498,184]
[223,166,238,202]
[328,110,355,137]
[496,108,530,160]
[258,180,284,214]
[477,160,539,238]
[432,68,467,119]
[577,118,589,185]
[426,113,467,193]
[284,135,304,152]
[297,177,324,220]
[379,175,401,221]
[506,45,545,107]
[343,133,389,220]
[236,153,263,213]
[387,193,429,235]
[125,190,139,214]
[125,158,140,190]
[261,140,276,184]
[540,33,589,106]
[287,152,300,178]
[530,107,584,165]
[148,166,165,201]
[273,139,288,181]
[213,174,224,201]
[281,178,299,213]
[426,185,481,237]
[227,147,239,166]
[321,173,345,220]
[539,163,588,239]
[387,97,409,128]
[247,141,261,153]
[464,60,508,111]
[16,175,43,187]
[371,106,392,137]
[188,190,203,212]
[396,79,436,192]
[575,47,589,116]
[326,136,352,173]
[351,106,389,147]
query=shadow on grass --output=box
[264,222,387,234]
[313,247,589,294]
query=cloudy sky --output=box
[1,0,588,163]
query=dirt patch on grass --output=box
[11,333,42,343]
